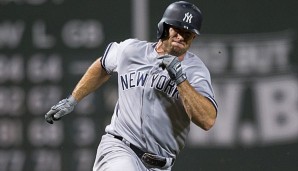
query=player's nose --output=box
[176,32,185,41]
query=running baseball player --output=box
[45,1,218,170]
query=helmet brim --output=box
[164,20,200,35]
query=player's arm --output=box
[71,58,110,101]
[177,81,216,130]
[45,58,110,124]
[159,55,216,130]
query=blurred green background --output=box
[0,0,298,171]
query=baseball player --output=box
[45,1,218,171]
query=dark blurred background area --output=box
[0,0,298,171]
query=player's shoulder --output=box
[117,38,152,55]
[184,51,210,73]
[120,38,150,47]
[185,51,206,66]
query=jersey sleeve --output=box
[101,42,120,74]
[187,61,218,112]
[193,77,218,112]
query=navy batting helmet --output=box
[157,1,203,39]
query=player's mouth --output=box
[172,41,185,48]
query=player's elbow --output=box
[194,117,215,131]
[203,118,216,131]
[192,112,216,131]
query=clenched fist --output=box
[158,55,187,85]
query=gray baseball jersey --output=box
[101,38,217,159]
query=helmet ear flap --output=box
[157,21,164,39]
[157,22,169,39]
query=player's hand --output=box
[45,95,78,124]
[158,55,187,85]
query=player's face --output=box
[164,26,196,56]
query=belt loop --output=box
[122,138,130,146]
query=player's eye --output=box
[178,30,193,40]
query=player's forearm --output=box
[72,58,110,102]
[177,81,216,130]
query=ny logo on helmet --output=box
[183,12,193,23]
